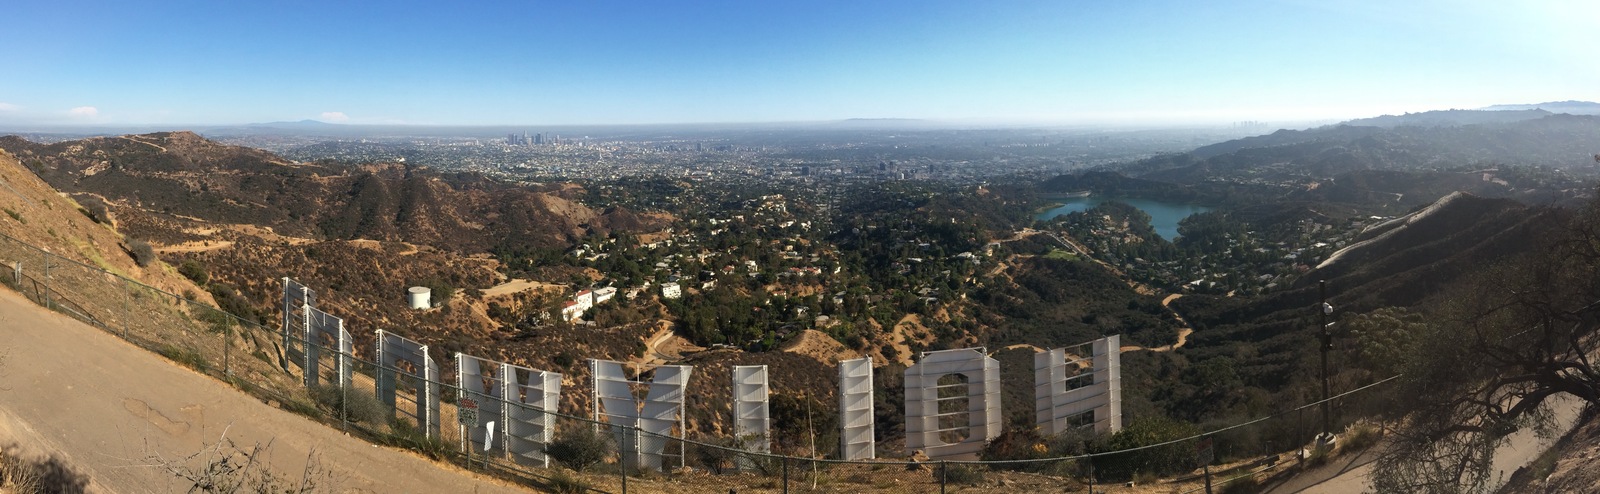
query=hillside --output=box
[0,132,667,253]
[1168,192,1564,410]
[0,133,837,441]
[1501,408,1600,493]
[1339,108,1553,128]
[0,287,526,492]
[0,148,207,302]
[1123,114,1600,182]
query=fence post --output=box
[782,454,789,494]
[1297,408,1305,461]
[42,256,50,310]
[120,281,130,339]
[620,428,628,494]
[939,461,948,494]
[223,323,231,378]
[1088,454,1096,494]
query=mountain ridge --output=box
[0,132,668,253]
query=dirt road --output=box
[0,288,527,493]
[1269,394,1584,493]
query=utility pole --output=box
[1318,280,1334,442]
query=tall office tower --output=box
[535,133,543,145]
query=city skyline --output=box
[1,0,1596,127]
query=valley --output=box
[3,107,1600,492]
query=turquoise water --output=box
[1036,197,1213,240]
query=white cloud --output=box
[0,102,19,112]
[68,106,99,118]
[319,111,350,122]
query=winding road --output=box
[1029,229,1196,353]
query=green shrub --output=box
[197,308,235,334]
[546,427,614,473]
[310,385,387,426]
[280,398,321,420]
[127,239,156,267]
[78,196,111,224]
[385,419,450,460]
[207,283,260,324]
[159,344,209,373]
[693,434,777,475]
[411,276,456,306]
[1090,416,1203,482]
[177,259,208,285]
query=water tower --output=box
[407,286,431,309]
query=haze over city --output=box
[3,0,1597,127]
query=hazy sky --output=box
[2,0,1595,126]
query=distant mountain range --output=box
[1339,109,1555,128]
[244,119,344,128]
[1332,101,1600,129]
[1480,100,1600,114]
[1105,113,1600,189]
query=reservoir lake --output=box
[1036,196,1213,241]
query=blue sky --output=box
[2,0,1595,126]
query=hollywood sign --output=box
[282,278,1121,469]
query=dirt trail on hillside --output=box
[154,240,235,253]
[1121,294,1194,353]
[632,321,703,369]
[0,288,527,493]
[1033,230,1195,354]
[116,135,168,153]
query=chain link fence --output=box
[0,230,1398,493]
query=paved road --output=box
[0,288,528,493]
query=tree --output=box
[1370,199,1600,494]
[1347,307,1429,379]
[179,259,210,286]
[546,427,613,473]
[1090,415,1201,482]
[128,239,157,267]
